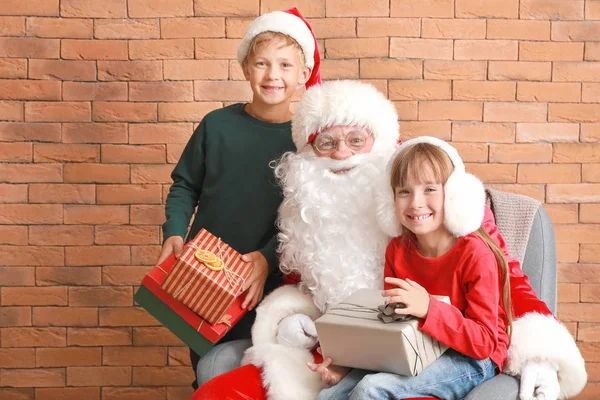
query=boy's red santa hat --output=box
[237,7,321,88]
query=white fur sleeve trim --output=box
[504,312,587,399]
[251,284,321,346]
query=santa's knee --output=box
[349,373,390,400]
[196,339,251,385]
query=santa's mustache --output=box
[303,152,375,174]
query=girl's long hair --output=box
[390,143,513,338]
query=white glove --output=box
[519,361,560,400]
[276,313,319,350]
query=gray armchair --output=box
[466,203,557,400]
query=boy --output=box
[156,8,321,389]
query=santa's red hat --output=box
[237,7,321,89]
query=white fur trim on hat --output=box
[376,136,485,238]
[237,11,315,69]
[292,80,400,154]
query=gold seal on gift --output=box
[194,249,225,271]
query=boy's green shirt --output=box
[163,103,296,273]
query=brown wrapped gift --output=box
[314,288,448,376]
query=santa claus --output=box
[193,80,586,400]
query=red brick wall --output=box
[0,1,599,399]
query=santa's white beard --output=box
[275,150,393,313]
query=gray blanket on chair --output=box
[485,188,541,265]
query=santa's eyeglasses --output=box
[312,130,372,155]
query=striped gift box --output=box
[161,229,253,325]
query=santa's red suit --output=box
[193,81,586,400]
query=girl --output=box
[312,136,513,400]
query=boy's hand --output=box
[382,277,430,319]
[306,349,350,387]
[157,236,184,264]
[240,251,268,310]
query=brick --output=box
[0,269,35,288]
[583,164,600,183]
[167,387,194,400]
[0,38,59,58]
[465,163,517,183]
[0,349,34,368]
[196,0,258,16]
[0,16,25,36]
[67,366,131,387]
[63,82,128,101]
[0,164,62,183]
[0,58,27,78]
[488,61,551,81]
[556,243,579,263]
[485,184,546,202]
[484,102,547,123]
[130,82,193,102]
[489,143,552,163]
[579,323,600,341]
[194,81,252,101]
[69,287,132,307]
[102,387,166,400]
[552,143,600,163]
[95,19,159,39]
[0,204,62,225]
[167,144,186,163]
[357,18,419,38]
[63,164,129,184]
[581,204,600,222]
[103,346,166,365]
[583,83,600,103]
[2,287,66,306]
[132,366,193,386]
[558,283,580,303]
[2,0,58,16]
[68,328,131,346]
[419,101,483,121]
[95,226,158,245]
[160,17,223,39]
[25,102,90,123]
[548,185,600,203]
[163,60,227,80]
[261,0,324,16]
[520,0,584,20]
[158,102,220,122]
[452,122,515,143]
[487,20,550,40]
[61,0,126,17]
[320,59,359,80]
[103,266,152,286]
[129,123,193,144]
[26,17,92,38]
[98,61,162,81]
[64,205,128,225]
[29,225,94,245]
[422,19,485,39]
[0,100,23,122]
[553,62,600,82]
[130,165,172,184]
[579,245,600,263]
[0,226,27,245]
[0,142,31,162]
[388,80,450,101]
[224,17,252,38]
[588,1,600,19]
[62,39,128,60]
[393,101,418,121]
[133,327,184,346]
[423,60,486,81]
[451,142,489,163]
[0,184,27,204]
[93,102,157,123]
[390,0,453,17]
[399,121,451,140]
[33,307,98,327]
[65,246,130,266]
[453,81,516,101]
[455,40,518,60]
[62,123,127,144]
[586,42,600,61]
[0,80,61,101]
[0,369,64,388]
[2,327,65,347]
[518,164,581,183]
[33,144,99,163]
[520,42,584,61]
[559,303,600,322]
[35,388,100,400]
[552,21,600,41]
[545,204,579,224]
[327,0,388,16]
[359,59,421,80]
[37,267,101,286]
[100,307,160,327]
[389,38,452,59]
[102,144,165,164]
[131,39,194,60]
[0,306,31,326]
[131,246,161,266]
[327,38,389,58]
[456,0,518,17]
[97,184,162,205]
[129,0,192,18]
[549,103,600,122]
[168,347,191,366]
[517,82,581,102]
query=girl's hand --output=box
[240,251,269,310]
[306,350,350,387]
[382,277,430,319]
